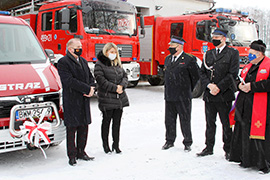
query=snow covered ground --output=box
[0,81,269,180]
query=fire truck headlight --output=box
[131,66,140,78]
[126,69,131,76]
[38,96,44,102]
[133,66,140,73]
[25,98,31,103]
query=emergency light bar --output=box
[215,8,249,17]
[0,11,11,15]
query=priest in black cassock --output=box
[229,40,270,174]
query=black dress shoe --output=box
[259,167,270,174]
[196,148,213,157]
[77,154,95,161]
[184,145,191,152]
[69,158,77,166]
[162,143,174,150]
[239,162,250,168]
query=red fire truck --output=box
[0,12,65,153]
[139,8,258,97]
[10,0,141,87]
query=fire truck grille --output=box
[0,134,54,151]
[95,44,133,58]
[0,92,60,119]
[239,56,249,65]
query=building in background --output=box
[128,0,214,17]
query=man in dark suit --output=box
[197,28,239,160]
[57,38,95,166]
[162,35,200,151]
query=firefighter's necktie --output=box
[217,49,220,55]
[172,56,176,62]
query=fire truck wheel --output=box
[148,77,163,86]
[192,80,203,98]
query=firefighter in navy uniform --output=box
[162,35,200,151]
[197,28,239,159]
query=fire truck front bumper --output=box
[0,122,66,154]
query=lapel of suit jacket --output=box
[167,55,173,66]
[67,51,81,66]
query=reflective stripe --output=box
[31,63,50,92]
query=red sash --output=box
[241,57,270,140]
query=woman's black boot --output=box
[112,143,122,154]
[103,143,112,154]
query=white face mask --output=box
[108,53,117,61]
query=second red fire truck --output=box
[139,8,258,97]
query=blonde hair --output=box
[102,43,122,67]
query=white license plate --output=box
[15,107,52,120]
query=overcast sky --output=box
[214,0,270,10]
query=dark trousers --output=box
[165,100,192,146]
[66,125,88,159]
[205,101,232,153]
[101,109,123,147]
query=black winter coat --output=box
[200,46,239,102]
[164,52,200,102]
[57,51,95,127]
[94,51,129,111]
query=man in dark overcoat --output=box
[57,38,95,166]
[162,35,200,151]
[197,28,239,160]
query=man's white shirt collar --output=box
[172,51,183,61]
[216,44,226,53]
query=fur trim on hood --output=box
[97,51,112,66]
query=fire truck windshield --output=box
[0,24,46,64]
[83,10,137,36]
[226,21,258,47]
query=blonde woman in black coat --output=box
[94,43,129,154]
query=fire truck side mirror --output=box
[45,49,55,62]
[60,8,70,31]
[256,24,259,37]
[140,16,145,36]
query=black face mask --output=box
[168,47,177,55]
[212,39,222,47]
[74,48,82,56]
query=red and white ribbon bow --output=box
[19,108,52,158]
[23,121,52,147]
